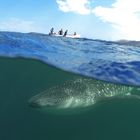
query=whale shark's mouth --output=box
[28,97,60,108]
[29,100,56,108]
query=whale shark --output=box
[28,78,137,109]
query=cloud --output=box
[92,0,140,40]
[56,0,91,15]
[0,18,42,33]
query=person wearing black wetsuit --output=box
[49,27,54,35]
[63,30,68,37]
[58,29,63,35]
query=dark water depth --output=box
[0,57,140,140]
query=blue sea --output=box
[1,31,140,86]
[0,31,140,140]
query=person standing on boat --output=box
[58,29,63,35]
[74,32,76,36]
[49,27,54,35]
[63,30,68,37]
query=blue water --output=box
[0,31,140,86]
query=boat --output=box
[49,33,81,38]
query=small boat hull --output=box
[50,34,81,38]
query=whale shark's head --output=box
[29,96,58,108]
[28,91,86,109]
[28,80,87,109]
[29,94,92,110]
[28,92,68,108]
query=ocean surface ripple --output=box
[0,31,140,86]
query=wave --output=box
[0,31,140,86]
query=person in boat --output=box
[63,30,68,37]
[49,27,54,35]
[58,29,63,35]
[74,32,76,36]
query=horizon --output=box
[0,0,140,41]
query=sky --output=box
[0,0,140,40]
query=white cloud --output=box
[0,18,42,33]
[56,0,91,15]
[92,0,140,40]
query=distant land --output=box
[116,40,140,47]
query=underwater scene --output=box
[0,32,140,140]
